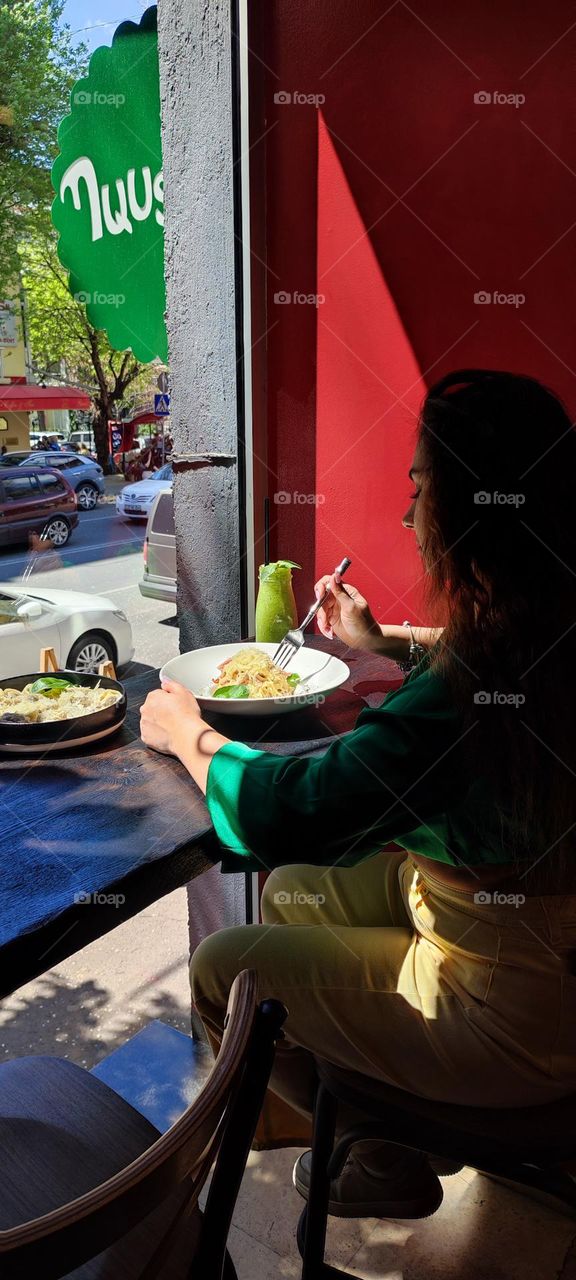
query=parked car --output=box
[116,463,173,521]
[0,451,104,510]
[68,430,95,451]
[139,490,176,604]
[0,467,78,548]
[0,582,133,674]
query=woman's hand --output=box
[313,573,383,651]
[140,678,201,757]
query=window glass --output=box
[2,475,38,500]
[155,464,173,481]
[53,456,79,471]
[152,493,175,535]
[37,472,67,493]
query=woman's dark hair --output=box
[419,368,576,884]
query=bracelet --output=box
[397,620,426,673]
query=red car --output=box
[0,466,79,548]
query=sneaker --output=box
[293,1147,443,1219]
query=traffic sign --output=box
[154,392,170,416]
[157,372,169,393]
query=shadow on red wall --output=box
[249,0,576,625]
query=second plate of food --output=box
[159,643,350,716]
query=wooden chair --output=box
[0,970,286,1279]
[298,1057,576,1278]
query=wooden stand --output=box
[39,648,117,680]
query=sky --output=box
[62,0,150,51]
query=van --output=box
[139,489,176,604]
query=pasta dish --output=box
[0,678,122,724]
[209,648,301,700]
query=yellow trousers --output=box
[190,854,576,1149]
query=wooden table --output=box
[0,639,402,998]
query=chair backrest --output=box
[0,970,286,1279]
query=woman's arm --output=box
[140,680,228,793]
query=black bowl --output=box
[0,671,127,753]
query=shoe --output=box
[428,1155,464,1176]
[293,1147,443,1219]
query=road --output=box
[0,500,180,678]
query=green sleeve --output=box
[205,667,470,873]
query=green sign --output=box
[51,6,166,363]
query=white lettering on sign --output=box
[59,156,164,242]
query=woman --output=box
[141,369,576,1219]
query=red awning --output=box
[0,384,91,411]
[128,410,166,427]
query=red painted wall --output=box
[248,1,576,626]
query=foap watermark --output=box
[473,890,525,907]
[473,90,525,109]
[74,890,126,907]
[473,690,526,708]
[274,490,325,505]
[74,290,126,308]
[474,490,525,507]
[274,290,325,307]
[474,290,525,308]
[73,90,126,108]
[273,890,326,906]
[274,90,325,108]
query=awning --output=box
[0,384,91,411]
[127,410,168,427]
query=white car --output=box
[0,582,134,676]
[116,464,173,520]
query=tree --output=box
[21,231,159,470]
[0,1,86,289]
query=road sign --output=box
[154,392,170,416]
[156,371,169,393]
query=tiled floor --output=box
[226,1147,576,1279]
[2,889,576,1278]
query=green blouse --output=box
[206,653,502,874]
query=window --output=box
[37,472,67,494]
[152,493,175,535]
[1,475,39,501]
[53,456,79,471]
[155,464,173,481]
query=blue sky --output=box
[62,0,150,50]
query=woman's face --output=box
[402,438,430,556]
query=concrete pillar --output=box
[157,1,248,944]
[157,0,244,652]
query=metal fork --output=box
[273,556,351,670]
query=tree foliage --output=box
[21,231,158,468]
[0,1,86,288]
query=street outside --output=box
[0,478,179,677]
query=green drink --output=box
[255,560,300,643]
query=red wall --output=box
[249,0,576,626]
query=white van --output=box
[139,490,176,604]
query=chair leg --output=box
[300,1083,339,1279]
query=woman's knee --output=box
[190,925,248,1010]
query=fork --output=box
[273,557,352,670]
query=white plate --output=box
[159,642,350,716]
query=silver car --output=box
[139,490,176,604]
[0,451,105,510]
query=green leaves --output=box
[212,684,250,700]
[29,676,72,697]
[286,673,300,687]
[259,560,301,583]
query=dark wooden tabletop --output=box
[0,637,402,998]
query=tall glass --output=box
[255,560,299,643]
